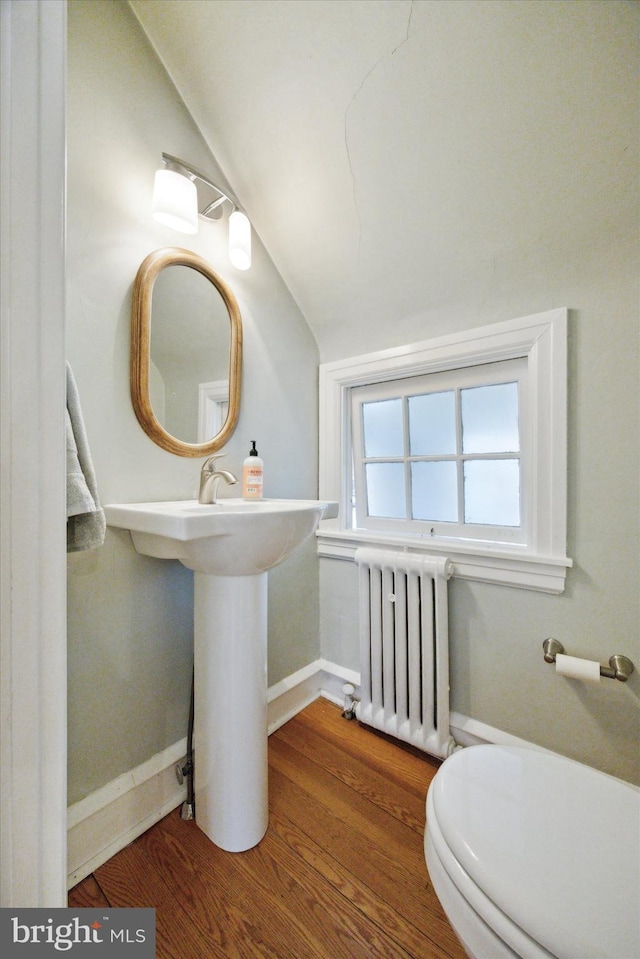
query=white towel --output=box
[66,362,106,552]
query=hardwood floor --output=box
[69,697,466,959]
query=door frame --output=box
[0,0,68,906]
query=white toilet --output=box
[425,744,639,959]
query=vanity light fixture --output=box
[152,152,252,270]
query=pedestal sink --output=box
[104,497,337,852]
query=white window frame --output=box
[318,308,572,593]
[351,358,527,542]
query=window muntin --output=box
[351,359,526,544]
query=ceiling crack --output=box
[344,1,415,264]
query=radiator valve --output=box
[342,683,359,720]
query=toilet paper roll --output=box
[555,653,601,683]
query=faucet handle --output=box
[202,452,227,471]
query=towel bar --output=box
[542,638,635,682]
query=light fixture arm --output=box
[201,195,228,217]
[161,152,244,220]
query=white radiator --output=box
[355,548,457,760]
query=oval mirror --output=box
[131,248,242,457]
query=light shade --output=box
[228,209,251,270]
[152,169,198,235]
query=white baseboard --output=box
[67,739,188,888]
[67,659,544,889]
[449,711,556,754]
[265,657,361,733]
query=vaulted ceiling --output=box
[130,0,637,360]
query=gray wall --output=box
[66,0,319,805]
[318,13,640,781]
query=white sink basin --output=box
[104,498,338,576]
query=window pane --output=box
[408,391,456,455]
[365,463,406,518]
[461,382,519,454]
[411,461,458,522]
[362,398,404,457]
[464,459,520,526]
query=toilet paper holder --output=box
[543,638,635,682]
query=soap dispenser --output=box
[242,441,264,500]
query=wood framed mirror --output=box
[131,248,242,457]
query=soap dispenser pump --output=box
[242,441,264,500]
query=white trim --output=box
[267,660,323,733]
[317,529,571,594]
[267,658,360,729]
[318,309,571,593]
[318,660,362,707]
[449,712,556,754]
[67,740,189,888]
[67,740,188,831]
[67,658,561,888]
[1,0,67,907]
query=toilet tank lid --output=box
[430,745,640,959]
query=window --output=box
[318,308,572,593]
[352,359,526,542]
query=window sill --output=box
[316,525,572,594]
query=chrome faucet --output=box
[198,453,238,504]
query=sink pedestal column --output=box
[193,571,269,852]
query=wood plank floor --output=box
[69,698,466,959]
